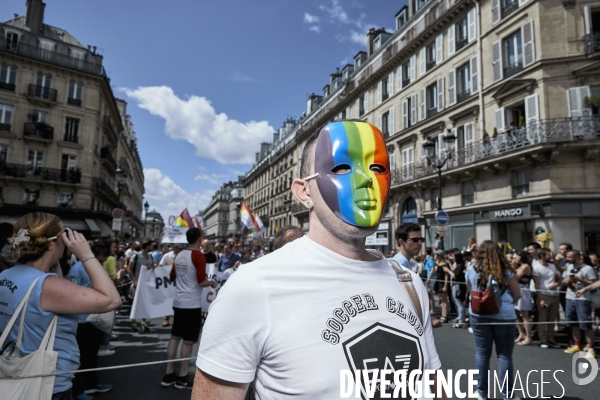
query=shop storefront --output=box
[365,219,392,255]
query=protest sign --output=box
[130,264,175,319]
[162,227,188,243]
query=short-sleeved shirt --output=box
[197,236,441,398]
[424,257,436,278]
[563,263,597,300]
[173,249,207,309]
[102,256,117,280]
[217,252,241,272]
[466,267,516,320]
[532,262,559,296]
[130,253,153,280]
[391,251,419,272]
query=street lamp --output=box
[143,201,149,239]
[422,129,456,250]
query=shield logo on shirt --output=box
[343,323,423,400]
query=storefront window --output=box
[583,218,600,254]
[451,225,475,251]
[497,221,532,251]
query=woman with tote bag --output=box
[0,213,122,400]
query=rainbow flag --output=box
[173,216,188,228]
[275,221,280,234]
[239,203,255,230]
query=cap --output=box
[435,250,445,256]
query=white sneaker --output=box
[97,349,115,357]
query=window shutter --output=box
[437,77,444,112]
[452,127,458,154]
[494,108,505,132]
[397,67,403,91]
[355,99,360,118]
[346,106,350,120]
[567,86,591,117]
[365,90,370,113]
[492,40,503,83]
[585,5,591,35]
[448,69,456,106]
[420,88,426,121]
[492,0,500,25]
[438,134,446,156]
[389,153,396,171]
[410,93,417,126]
[524,94,539,125]
[468,8,477,43]
[389,71,394,96]
[377,81,383,105]
[436,34,443,65]
[518,0,529,5]
[389,106,395,135]
[419,47,426,76]
[448,24,455,56]
[522,20,535,67]
[402,99,409,129]
[410,55,416,82]
[465,123,474,146]
[377,114,382,131]
[470,56,478,94]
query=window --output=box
[0,64,17,91]
[5,31,19,48]
[427,84,438,118]
[64,118,79,143]
[32,110,49,123]
[462,181,474,205]
[68,81,83,106]
[493,0,525,24]
[414,0,431,13]
[0,146,7,164]
[426,42,436,71]
[457,62,471,102]
[34,73,53,100]
[373,37,382,52]
[402,62,411,87]
[0,104,13,131]
[456,17,469,50]
[61,154,77,171]
[58,193,74,208]
[381,76,390,102]
[501,0,520,18]
[402,97,415,129]
[341,109,346,119]
[23,189,40,206]
[27,150,44,169]
[39,39,55,52]
[503,30,523,78]
[513,169,530,198]
[396,7,408,30]
[381,112,389,136]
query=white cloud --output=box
[309,25,321,33]
[319,0,349,23]
[195,173,229,185]
[230,72,255,82]
[350,30,367,46]
[304,13,320,24]
[144,168,213,220]
[124,86,274,165]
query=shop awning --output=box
[62,219,89,231]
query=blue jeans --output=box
[470,314,516,399]
[452,284,467,323]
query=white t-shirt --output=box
[173,249,206,309]
[532,262,559,296]
[159,251,175,267]
[197,236,441,399]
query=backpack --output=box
[470,265,506,315]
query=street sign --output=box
[111,218,122,231]
[435,210,449,226]
[112,208,124,219]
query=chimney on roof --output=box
[25,0,46,33]
[366,28,376,57]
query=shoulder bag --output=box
[0,277,59,400]
[388,260,424,325]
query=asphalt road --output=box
[93,307,598,400]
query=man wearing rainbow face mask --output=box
[192,121,442,400]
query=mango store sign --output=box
[494,208,523,218]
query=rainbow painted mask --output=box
[312,121,390,227]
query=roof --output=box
[3,16,87,49]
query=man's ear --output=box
[292,179,311,209]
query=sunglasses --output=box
[407,237,426,243]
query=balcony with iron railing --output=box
[27,84,57,103]
[391,116,600,187]
[426,60,437,72]
[427,107,439,119]
[100,146,117,173]
[501,0,519,19]
[0,162,81,184]
[0,82,15,92]
[24,122,54,141]
[457,89,472,104]
[584,32,600,55]
[456,36,469,52]
[402,78,411,87]
[67,97,82,107]
[0,123,11,132]
[461,194,474,205]
[0,35,105,76]
[103,116,118,145]
[92,177,120,206]
[503,59,523,79]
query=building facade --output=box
[0,0,145,238]
[143,209,165,241]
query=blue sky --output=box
[3,0,405,220]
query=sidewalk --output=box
[93,304,198,400]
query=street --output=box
[93,305,597,400]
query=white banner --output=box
[162,227,188,243]
[200,268,236,311]
[130,264,175,319]
[130,263,221,319]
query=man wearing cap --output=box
[192,121,442,399]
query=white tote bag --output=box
[0,277,59,400]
